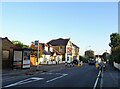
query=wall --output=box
[114,62,120,70]
[72,45,79,60]
[2,38,15,69]
[45,46,48,51]
[66,40,72,62]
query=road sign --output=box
[34,40,39,48]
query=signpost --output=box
[34,40,39,71]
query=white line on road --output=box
[93,71,101,89]
[55,73,62,75]
[46,74,68,83]
[41,73,53,75]
[100,71,103,89]
[41,72,63,75]
[3,77,44,88]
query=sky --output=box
[1,2,118,55]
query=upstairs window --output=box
[59,46,63,53]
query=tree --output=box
[102,52,109,61]
[109,33,120,48]
[79,56,88,63]
[12,40,29,48]
[111,46,120,63]
[84,50,95,59]
[109,33,120,63]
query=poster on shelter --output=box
[23,50,31,68]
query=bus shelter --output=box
[13,48,32,69]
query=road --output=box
[2,63,120,89]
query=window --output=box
[14,51,22,61]
[59,47,62,53]
[2,50,10,59]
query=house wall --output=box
[72,46,79,60]
[66,40,72,62]
[50,47,53,52]
[45,46,48,51]
[40,55,50,64]
[2,38,15,69]
[114,62,120,70]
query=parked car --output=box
[72,59,78,65]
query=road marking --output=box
[41,73,53,75]
[46,74,68,83]
[93,71,101,89]
[55,73,62,75]
[3,77,44,88]
[100,71,103,89]
[41,72,63,75]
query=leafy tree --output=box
[109,33,120,48]
[111,46,120,63]
[109,33,120,63]
[79,56,88,63]
[12,40,29,48]
[102,52,109,61]
[84,50,95,59]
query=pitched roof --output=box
[2,37,14,45]
[43,43,62,55]
[2,37,22,49]
[72,43,79,48]
[43,50,51,55]
[47,38,70,46]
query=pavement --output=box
[102,64,120,88]
[2,63,66,76]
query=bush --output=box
[79,56,88,63]
[111,46,120,63]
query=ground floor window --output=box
[2,50,10,59]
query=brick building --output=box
[2,37,21,69]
